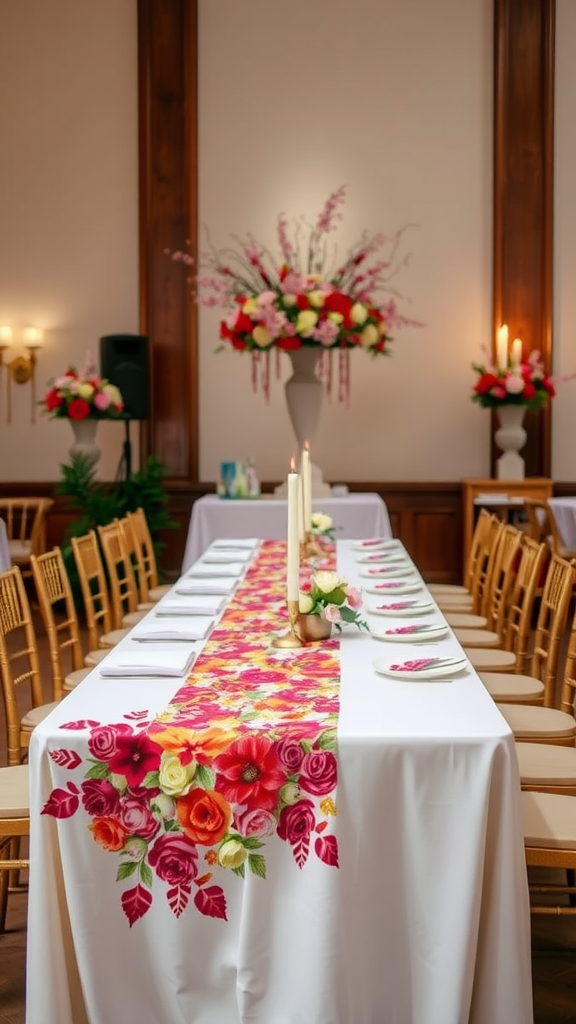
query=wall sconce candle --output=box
[0,326,44,423]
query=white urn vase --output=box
[494,404,527,480]
[276,348,331,497]
[69,417,101,466]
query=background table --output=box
[548,496,576,549]
[27,539,532,1024]
[182,492,392,571]
[0,518,10,572]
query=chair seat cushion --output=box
[522,790,576,849]
[84,648,110,667]
[0,764,29,817]
[454,628,501,648]
[21,701,59,732]
[122,610,148,628]
[497,703,576,739]
[516,742,576,786]
[148,583,172,602]
[99,628,130,649]
[63,668,93,692]
[428,584,470,595]
[479,672,544,702]
[444,612,488,629]
[435,597,474,612]
[8,539,32,560]
[465,648,516,672]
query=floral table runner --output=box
[43,541,340,926]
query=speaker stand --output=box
[115,418,133,483]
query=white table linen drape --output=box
[26,540,533,1024]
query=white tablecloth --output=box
[0,518,10,572]
[182,493,393,571]
[26,540,532,1024]
[548,496,576,548]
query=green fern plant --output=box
[56,451,177,604]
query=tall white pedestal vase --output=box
[69,418,101,468]
[276,347,331,497]
[494,404,527,480]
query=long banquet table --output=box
[26,538,533,1024]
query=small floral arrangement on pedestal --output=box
[471,346,555,414]
[42,352,124,420]
[298,569,367,632]
[169,186,421,401]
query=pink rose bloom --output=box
[344,585,363,610]
[323,604,341,623]
[94,390,111,410]
[505,374,525,395]
[235,807,277,839]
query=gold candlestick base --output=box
[272,599,305,648]
[301,532,324,560]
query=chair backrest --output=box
[483,523,524,635]
[97,520,140,629]
[30,547,85,701]
[0,498,54,577]
[526,553,575,707]
[469,514,504,616]
[523,498,564,555]
[464,509,493,593]
[125,508,159,603]
[0,566,44,765]
[501,536,549,670]
[71,531,115,651]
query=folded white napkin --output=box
[176,580,237,596]
[186,564,245,578]
[211,538,258,549]
[201,550,253,564]
[130,615,214,642]
[155,597,224,616]
[99,645,196,678]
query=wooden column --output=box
[493,0,555,476]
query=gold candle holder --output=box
[272,599,305,648]
[301,531,324,560]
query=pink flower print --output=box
[234,807,277,839]
[299,750,338,796]
[377,602,414,610]
[389,659,440,672]
[374,582,402,589]
[107,732,163,788]
[81,779,121,818]
[385,626,421,635]
[147,833,199,887]
[277,799,316,845]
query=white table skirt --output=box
[182,492,393,571]
[0,518,10,573]
[548,496,576,548]
[26,541,532,1024]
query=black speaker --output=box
[100,334,149,420]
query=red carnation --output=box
[296,294,311,310]
[67,399,91,420]
[522,382,536,401]
[277,337,302,351]
[474,372,500,395]
[235,312,254,334]
[542,379,556,397]
[45,388,63,412]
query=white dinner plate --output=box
[372,655,469,681]
[362,581,424,596]
[366,600,436,617]
[370,623,449,643]
[358,566,414,579]
[355,551,409,564]
[351,538,401,552]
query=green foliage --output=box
[55,451,177,603]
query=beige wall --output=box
[198,0,493,483]
[553,0,576,481]
[1,0,499,485]
[0,0,139,482]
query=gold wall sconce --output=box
[0,326,44,423]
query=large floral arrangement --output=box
[471,348,555,413]
[298,569,366,631]
[43,352,124,420]
[170,187,420,399]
